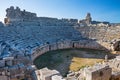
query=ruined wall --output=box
[32,40,112,61]
[75,25,120,42]
[73,40,109,50]
[32,40,73,60]
[6,6,37,22]
[84,65,112,80]
[5,6,78,26]
[36,17,78,26]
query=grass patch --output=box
[69,57,103,71]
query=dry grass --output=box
[70,57,103,71]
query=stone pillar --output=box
[86,13,92,24]
[105,55,108,62]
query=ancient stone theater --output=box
[0,6,120,80]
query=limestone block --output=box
[85,65,112,80]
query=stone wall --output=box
[6,6,37,22]
[32,40,73,60]
[36,17,78,26]
[32,40,112,61]
[75,25,120,43]
[73,40,111,50]
[5,6,78,26]
[84,65,112,80]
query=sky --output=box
[0,0,120,23]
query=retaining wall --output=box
[32,40,112,61]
